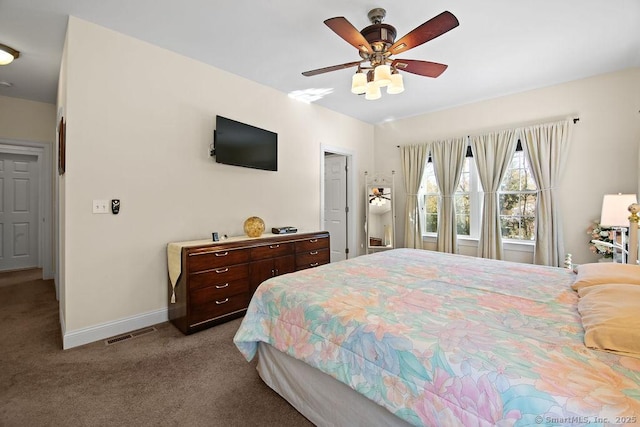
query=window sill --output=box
[502,239,535,253]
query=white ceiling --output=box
[1,0,639,124]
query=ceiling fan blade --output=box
[389,11,459,55]
[324,17,373,54]
[302,60,362,77]
[392,59,448,77]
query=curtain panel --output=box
[471,130,519,260]
[400,144,430,249]
[431,137,467,253]
[521,120,571,267]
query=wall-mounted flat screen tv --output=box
[213,115,278,171]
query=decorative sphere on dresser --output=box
[244,216,265,237]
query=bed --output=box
[233,249,640,426]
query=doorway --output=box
[320,146,355,262]
[0,152,40,271]
[0,140,53,282]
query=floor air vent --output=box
[105,326,157,345]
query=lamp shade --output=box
[0,44,19,65]
[373,64,392,87]
[351,71,367,94]
[387,73,404,94]
[365,81,381,100]
[600,194,638,227]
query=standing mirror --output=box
[365,171,395,253]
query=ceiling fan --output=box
[302,8,459,99]
[370,187,391,203]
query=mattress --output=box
[257,342,411,426]
[234,248,640,426]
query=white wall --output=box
[57,30,69,330]
[375,67,640,265]
[59,17,373,347]
[0,96,56,143]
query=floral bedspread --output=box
[234,249,640,426]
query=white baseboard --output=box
[61,308,169,349]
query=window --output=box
[421,143,536,242]
[498,146,537,240]
[422,160,439,234]
[421,154,480,237]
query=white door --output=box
[324,154,348,262]
[0,153,39,271]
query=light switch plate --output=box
[92,199,109,214]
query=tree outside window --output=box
[422,160,439,233]
[455,158,471,236]
[498,149,537,240]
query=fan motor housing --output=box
[361,23,397,51]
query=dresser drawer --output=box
[250,242,294,259]
[190,278,249,302]
[187,248,250,272]
[296,248,330,269]
[189,264,248,290]
[295,236,329,252]
[190,292,248,325]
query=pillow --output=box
[572,262,640,291]
[577,283,640,357]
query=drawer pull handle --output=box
[215,267,229,274]
[215,298,229,305]
[309,239,318,243]
[269,244,280,249]
[310,251,318,255]
[215,283,229,289]
[310,262,319,267]
[215,252,229,257]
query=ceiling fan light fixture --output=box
[373,64,392,87]
[387,73,404,94]
[303,9,459,101]
[365,81,381,100]
[0,43,20,65]
[351,71,367,94]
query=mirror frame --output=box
[365,171,396,253]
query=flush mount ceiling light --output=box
[0,43,20,65]
[302,8,459,100]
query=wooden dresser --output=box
[168,231,330,334]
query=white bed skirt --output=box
[257,342,412,427]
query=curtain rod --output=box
[396,117,580,147]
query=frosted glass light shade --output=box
[365,82,381,100]
[373,64,392,87]
[387,73,404,94]
[0,44,19,65]
[351,71,367,94]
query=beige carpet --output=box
[0,269,314,426]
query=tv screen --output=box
[214,115,277,171]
